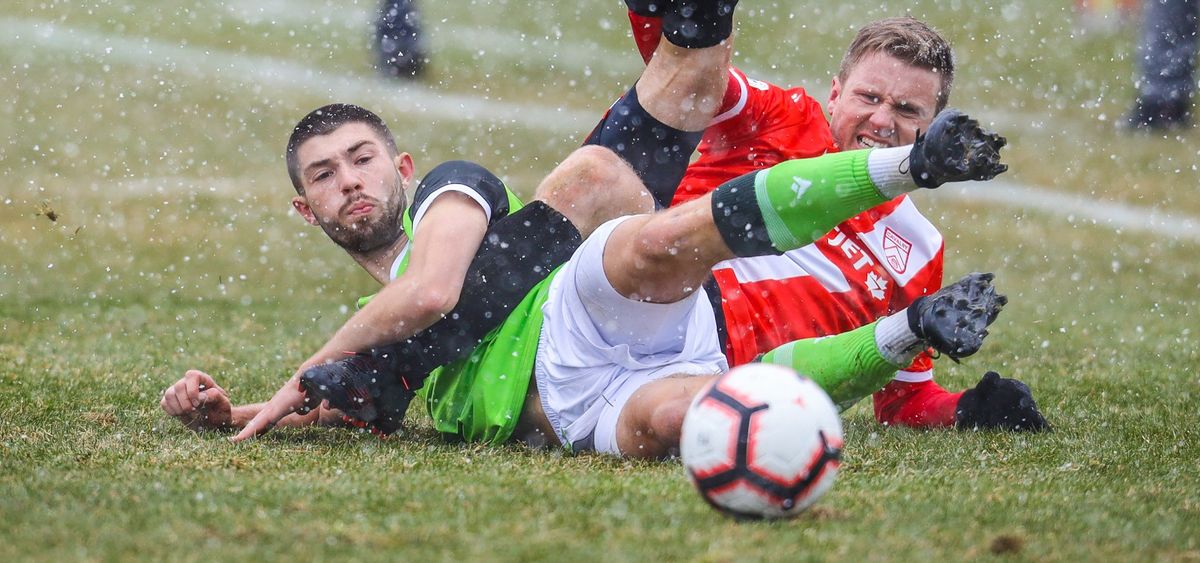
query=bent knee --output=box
[626,214,698,271]
[560,144,630,182]
[535,146,653,232]
[538,146,632,199]
[646,396,692,452]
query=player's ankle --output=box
[866,146,919,199]
[874,311,924,366]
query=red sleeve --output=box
[672,71,836,205]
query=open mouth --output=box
[857,135,892,149]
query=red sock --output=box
[629,12,663,64]
[872,380,963,428]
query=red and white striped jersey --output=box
[677,67,944,377]
[628,13,943,379]
[712,197,943,373]
[671,67,837,206]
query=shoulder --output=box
[706,69,831,148]
[414,160,507,205]
[409,160,513,230]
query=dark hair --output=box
[838,17,955,112]
[285,104,398,194]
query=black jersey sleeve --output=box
[409,160,510,231]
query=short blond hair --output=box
[838,17,955,112]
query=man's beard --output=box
[319,194,405,254]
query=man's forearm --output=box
[302,276,449,369]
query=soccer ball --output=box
[680,363,843,519]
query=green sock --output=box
[711,149,888,256]
[759,321,901,412]
[757,149,886,251]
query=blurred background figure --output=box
[1075,0,1141,31]
[1125,0,1197,130]
[375,0,427,79]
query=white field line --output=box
[4,17,1199,244]
[218,0,1061,131]
[97,176,255,198]
[0,17,597,136]
[933,181,1200,244]
[221,0,641,77]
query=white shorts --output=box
[535,216,728,455]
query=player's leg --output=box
[533,145,657,239]
[608,272,1010,457]
[375,0,426,78]
[760,272,1007,411]
[1123,0,1197,129]
[583,0,736,207]
[534,216,727,456]
[610,373,717,458]
[872,369,1049,431]
[602,109,1008,304]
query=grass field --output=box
[2,0,1199,560]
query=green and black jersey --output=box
[359,160,554,444]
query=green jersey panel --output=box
[420,268,558,444]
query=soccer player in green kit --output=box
[162,0,742,439]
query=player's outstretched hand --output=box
[161,370,233,431]
[230,373,306,442]
[909,109,1007,189]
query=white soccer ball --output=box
[680,363,843,519]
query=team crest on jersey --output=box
[882,227,912,274]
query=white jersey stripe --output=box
[410,183,494,235]
[714,245,850,293]
[855,198,943,285]
[709,68,749,127]
[893,369,934,383]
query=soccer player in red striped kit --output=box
[623,7,1046,430]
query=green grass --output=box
[2,0,1199,560]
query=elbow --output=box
[413,286,461,319]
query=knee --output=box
[646,395,691,454]
[564,144,628,181]
[536,145,626,202]
[535,146,653,234]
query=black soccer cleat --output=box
[908,108,1008,189]
[956,371,1050,432]
[298,353,416,435]
[908,272,1007,361]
